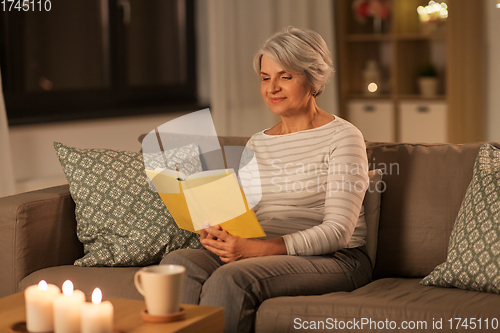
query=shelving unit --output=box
[334,0,485,143]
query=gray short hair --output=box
[253,26,334,97]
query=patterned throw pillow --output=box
[54,142,203,267]
[421,144,500,293]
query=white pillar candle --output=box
[25,280,61,332]
[53,280,86,333]
[81,288,114,333]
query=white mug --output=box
[134,265,185,316]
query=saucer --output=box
[9,322,31,333]
[141,307,186,323]
[9,322,53,333]
[10,322,125,333]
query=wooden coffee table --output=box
[0,292,224,333]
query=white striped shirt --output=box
[239,116,368,256]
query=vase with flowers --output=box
[352,0,392,34]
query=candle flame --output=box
[62,280,74,296]
[92,288,102,304]
[38,280,48,291]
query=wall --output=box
[9,111,190,193]
[486,0,500,142]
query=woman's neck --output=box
[277,104,333,135]
[279,111,318,134]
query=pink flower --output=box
[353,0,391,22]
[355,0,368,18]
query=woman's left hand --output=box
[201,225,288,262]
[201,225,250,263]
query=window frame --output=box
[0,0,199,125]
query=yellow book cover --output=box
[145,168,266,238]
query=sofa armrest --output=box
[0,185,84,297]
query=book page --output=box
[182,173,247,231]
[187,168,234,179]
[158,192,196,232]
[144,169,184,193]
[183,169,234,189]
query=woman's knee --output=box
[202,261,257,296]
[161,248,224,279]
[160,248,200,266]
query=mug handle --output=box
[134,271,145,296]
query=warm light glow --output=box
[92,288,102,304]
[497,1,500,9]
[62,280,74,296]
[38,280,48,291]
[417,1,448,22]
[367,82,378,93]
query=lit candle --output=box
[53,280,86,333]
[25,280,61,332]
[81,288,114,333]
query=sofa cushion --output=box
[54,142,202,267]
[255,278,500,333]
[19,265,142,299]
[365,142,500,279]
[421,144,500,293]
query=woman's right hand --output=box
[200,222,219,244]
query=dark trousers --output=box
[160,246,372,333]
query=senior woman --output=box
[161,26,372,332]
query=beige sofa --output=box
[1,137,500,332]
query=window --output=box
[0,0,197,125]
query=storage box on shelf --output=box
[348,100,394,142]
[399,100,447,143]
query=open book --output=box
[145,168,266,238]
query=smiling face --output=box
[259,55,315,117]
